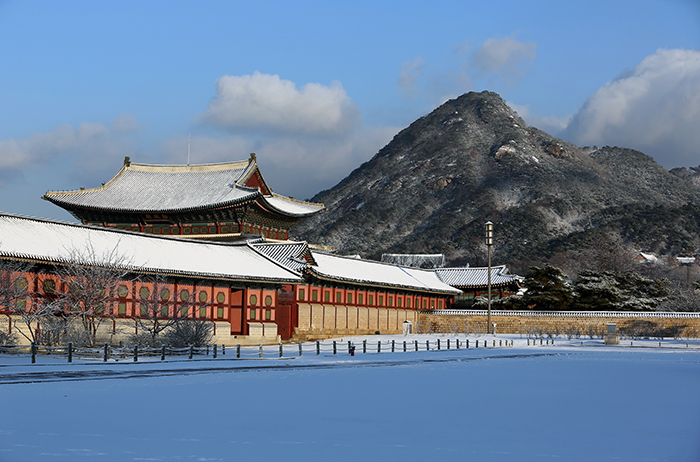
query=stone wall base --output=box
[418,311,700,338]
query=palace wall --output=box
[418,310,700,338]
[293,303,419,340]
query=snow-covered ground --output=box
[1,334,699,462]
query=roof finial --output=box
[250,152,257,162]
[124,156,131,167]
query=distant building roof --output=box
[308,251,461,294]
[381,253,445,269]
[0,213,303,284]
[43,155,324,218]
[636,252,659,264]
[434,265,521,289]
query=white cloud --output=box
[563,48,700,168]
[398,57,427,96]
[396,35,536,110]
[111,112,140,133]
[158,127,399,201]
[471,35,536,84]
[0,122,136,187]
[200,72,361,136]
[507,101,571,135]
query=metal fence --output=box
[0,337,516,363]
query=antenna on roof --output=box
[187,134,191,166]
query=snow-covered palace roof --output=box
[434,265,521,289]
[307,251,461,295]
[43,155,324,217]
[0,213,303,284]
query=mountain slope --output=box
[293,91,700,264]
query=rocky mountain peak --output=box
[294,91,700,265]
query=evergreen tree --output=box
[520,266,575,310]
[573,270,669,311]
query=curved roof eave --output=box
[258,194,325,218]
[43,187,262,215]
[305,268,461,295]
[0,253,302,285]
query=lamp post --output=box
[485,221,493,335]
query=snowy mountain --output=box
[293,91,700,265]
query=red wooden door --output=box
[276,286,296,340]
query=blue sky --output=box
[1,0,699,221]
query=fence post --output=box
[68,342,72,363]
[104,343,109,362]
[414,340,418,351]
[31,342,36,364]
[392,340,395,353]
[214,344,218,359]
[363,339,367,354]
[161,344,165,361]
[189,344,194,359]
[466,339,469,348]
[206,346,210,356]
[456,339,460,349]
[236,344,241,358]
[222,344,225,355]
[437,339,440,350]
[447,339,450,350]
[299,341,302,356]
[316,341,320,355]
[403,341,406,352]
[476,340,479,348]
[133,344,138,362]
[279,342,283,358]
[348,341,352,354]
[259,343,263,358]
[378,341,381,353]
[333,341,337,355]
[426,340,429,351]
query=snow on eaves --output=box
[0,213,303,284]
[308,251,461,294]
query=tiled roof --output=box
[251,241,316,272]
[0,213,303,284]
[43,159,323,217]
[308,251,461,294]
[262,194,325,217]
[434,266,520,288]
[381,253,445,268]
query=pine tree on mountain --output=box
[520,266,575,310]
[573,270,669,311]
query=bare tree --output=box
[1,259,37,344]
[579,232,638,274]
[164,320,214,348]
[657,287,700,312]
[129,275,202,347]
[56,242,131,347]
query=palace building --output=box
[0,154,523,346]
[43,154,324,241]
[0,213,459,345]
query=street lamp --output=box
[485,221,493,335]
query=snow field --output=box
[0,334,699,462]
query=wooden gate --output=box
[276,285,297,340]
